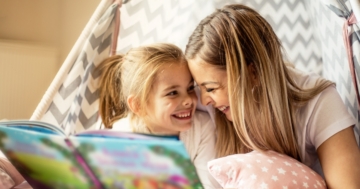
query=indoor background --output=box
[0,0,99,120]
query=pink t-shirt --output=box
[288,67,356,176]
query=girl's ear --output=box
[127,95,141,115]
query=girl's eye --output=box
[166,91,178,96]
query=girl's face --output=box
[144,63,197,135]
[188,56,232,121]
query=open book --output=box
[0,120,203,189]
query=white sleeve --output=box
[193,112,221,189]
[308,86,356,149]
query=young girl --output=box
[185,3,360,188]
[97,43,220,189]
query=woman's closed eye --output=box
[187,85,195,92]
[205,88,215,92]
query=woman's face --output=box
[188,56,232,121]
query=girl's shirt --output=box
[112,111,221,189]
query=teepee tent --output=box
[30,0,360,147]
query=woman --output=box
[185,4,360,188]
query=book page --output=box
[0,127,92,189]
[69,136,204,189]
[0,120,66,136]
[76,129,179,141]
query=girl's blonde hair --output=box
[98,43,186,130]
[185,4,334,160]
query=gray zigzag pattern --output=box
[350,31,360,46]
[124,1,179,19]
[47,102,69,124]
[57,76,82,99]
[215,0,306,11]
[292,53,322,68]
[98,3,118,25]
[83,63,94,83]
[119,2,192,40]
[80,52,89,69]
[78,110,99,130]
[65,110,77,125]
[265,16,310,34]
[215,0,317,72]
[327,3,351,18]
[39,2,119,134]
[85,87,99,105]
[308,0,358,115]
[280,34,314,50]
[97,33,112,54]
[216,0,311,30]
[319,0,360,146]
[76,94,83,105]
[90,33,107,50]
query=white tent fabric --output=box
[31,0,121,134]
[30,0,360,146]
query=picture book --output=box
[0,120,203,189]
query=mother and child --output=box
[98,3,360,189]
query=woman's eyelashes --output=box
[188,85,195,92]
[205,88,215,93]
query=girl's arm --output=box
[317,127,360,189]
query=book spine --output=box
[65,139,104,189]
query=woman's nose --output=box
[200,92,213,106]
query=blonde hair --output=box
[98,43,186,130]
[185,4,334,160]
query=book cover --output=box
[0,121,204,189]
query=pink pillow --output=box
[208,150,326,189]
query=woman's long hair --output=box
[185,4,333,160]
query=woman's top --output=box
[288,66,356,176]
[196,66,356,178]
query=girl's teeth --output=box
[176,113,190,117]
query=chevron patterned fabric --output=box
[117,0,322,74]
[308,0,360,145]
[36,2,121,135]
[214,0,323,75]
[34,0,360,146]
[116,0,360,145]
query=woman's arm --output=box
[317,127,360,189]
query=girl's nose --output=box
[183,94,194,107]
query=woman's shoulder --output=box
[286,65,328,89]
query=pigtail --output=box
[97,55,127,128]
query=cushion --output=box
[208,150,326,189]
